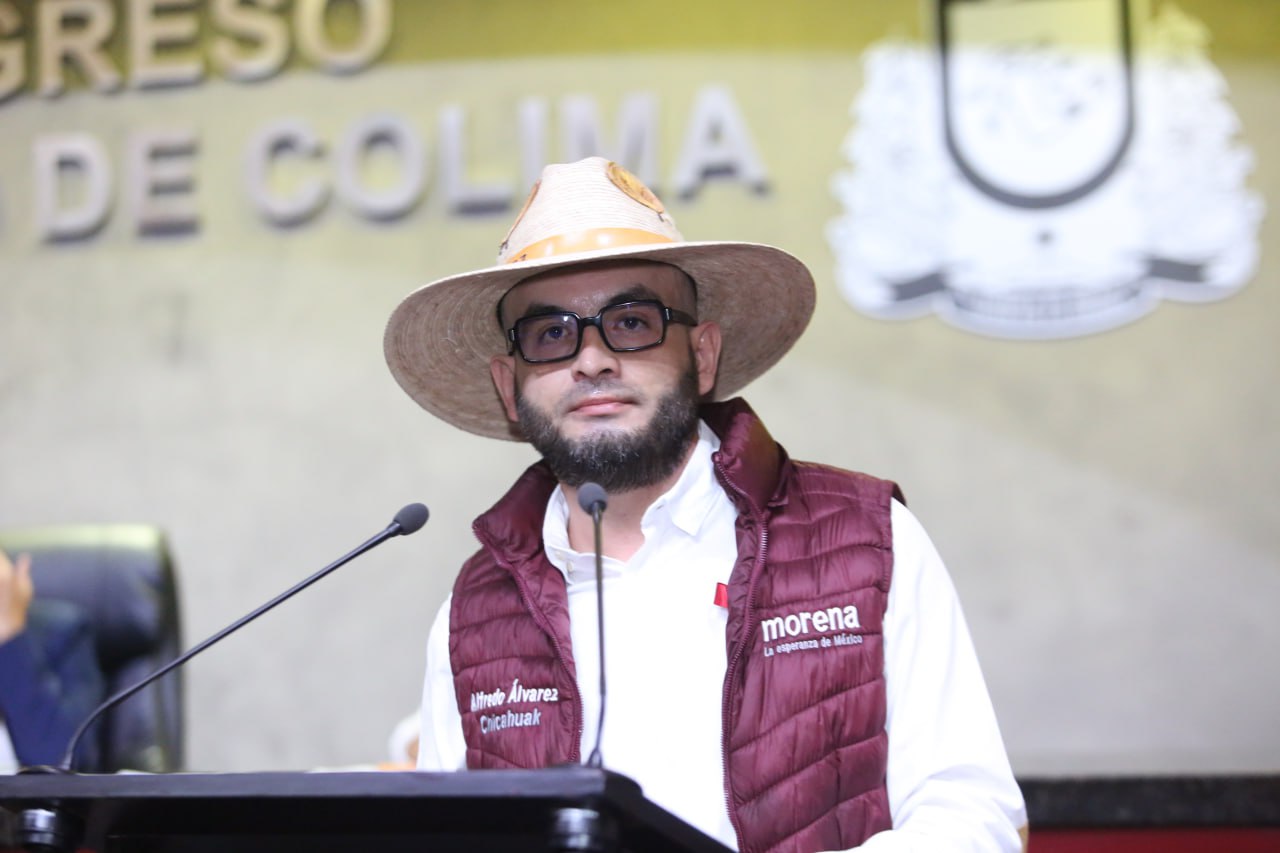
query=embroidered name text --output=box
[761,604,861,643]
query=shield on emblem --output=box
[937,0,1135,209]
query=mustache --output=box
[558,380,639,409]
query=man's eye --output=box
[611,310,653,331]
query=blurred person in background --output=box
[0,549,103,771]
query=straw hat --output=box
[383,157,815,441]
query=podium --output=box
[0,767,734,852]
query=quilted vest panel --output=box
[720,460,896,852]
[449,463,581,768]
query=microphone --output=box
[576,483,608,769]
[50,503,429,773]
[392,502,430,535]
[578,483,607,518]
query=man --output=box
[0,549,104,772]
[384,157,1026,851]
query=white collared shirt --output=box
[419,422,1026,851]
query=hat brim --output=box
[383,240,815,441]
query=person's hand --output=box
[0,550,34,643]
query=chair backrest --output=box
[0,524,183,772]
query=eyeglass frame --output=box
[504,299,699,364]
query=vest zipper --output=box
[715,457,770,853]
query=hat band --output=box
[506,228,675,264]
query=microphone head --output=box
[393,503,430,534]
[577,482,608,514]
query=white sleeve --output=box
[852,501,1027,852]
[415,594,468,771]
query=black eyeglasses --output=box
[506,300,698,364]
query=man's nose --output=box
[570,325,619,378]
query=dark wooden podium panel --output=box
[0,767,734,853]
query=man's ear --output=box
[691,321,722,397]
[490,355,520,423]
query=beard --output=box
[516,362,702,493]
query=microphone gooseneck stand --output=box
[577,481,609,770]
[550,482,616,853]
[12,503,429,853]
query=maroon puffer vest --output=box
[449,399,900,851]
